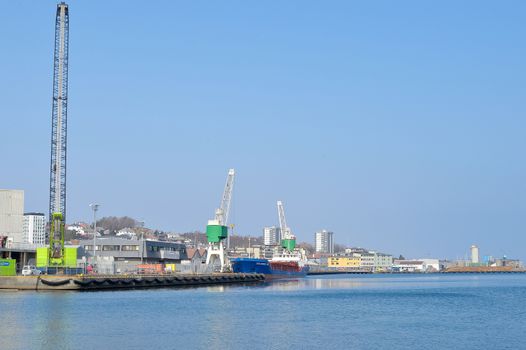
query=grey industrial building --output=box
[0,189,25,244]
[76,237,187,263]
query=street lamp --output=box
[89,204,99,268]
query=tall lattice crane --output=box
[205,169,235,272]
[48,2,69,265]
[277,201,296,251]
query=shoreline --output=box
[0,273,265,291]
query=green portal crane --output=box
[205,169,235,272]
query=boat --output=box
[231,200,310,279]
[231,252,309,279]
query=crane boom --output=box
[277,200,290,239]
[277,200,296,251]
[215,169,235,225]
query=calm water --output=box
[1,274,525,350]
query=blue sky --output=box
[1,1,525,261]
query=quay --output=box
[443,266,526,273]
[0,273,265,291]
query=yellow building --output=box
[328,256,361,268]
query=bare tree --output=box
[96,216,138,234]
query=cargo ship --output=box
[231,254,309,279]
[231,200,310,279]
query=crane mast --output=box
[206,169,235,272]
[48,2,69,265]
[277,201,296,251]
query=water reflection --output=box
[0,292,75,350]
[0,292,23,350]
[39,293,72,350]
[0,274,524,350]
[205,285,226,293]
[225,273,519,292]
[242,276,368,291]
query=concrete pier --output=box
[444,266,526,273]
[0,273,265,291]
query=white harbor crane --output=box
[277,201,296,251]
[206,169,235,272]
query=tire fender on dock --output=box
[73,279,93,287]
[40,279,71,287]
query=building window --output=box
[102,245,120,251]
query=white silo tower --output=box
[471,245,480,264]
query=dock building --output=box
[328,256,361,268]
[392,260,425,272]
[0,190,38,268]
[75,237,188,274]
[231,245,263,259]
[360,252,375,270]
[494,257,523,269]
[392,259,440,272]
[0,189,24,244]
[325,249,394,272]
[373,252,394,272]
[77,237,186,262]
